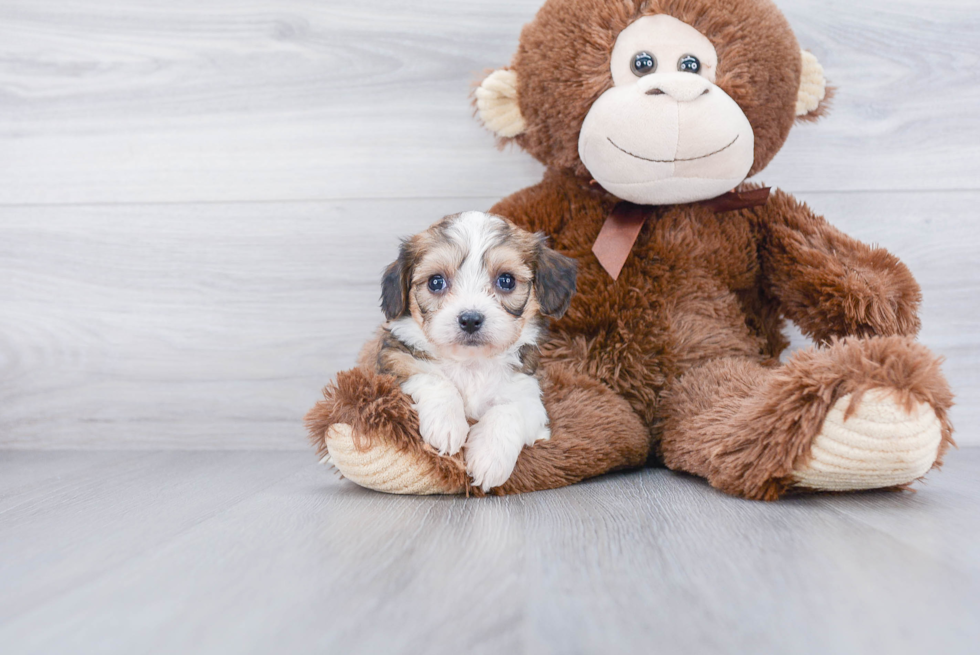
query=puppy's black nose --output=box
[458,311,484,334]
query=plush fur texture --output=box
[308,0,953,499]
[307,361,651,496]
[659,335,954,500]
[306,367,470,492]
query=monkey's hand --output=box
[756,190,921,343]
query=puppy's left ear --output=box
[380,240,415,321]
[534,238,578,319]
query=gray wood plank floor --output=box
[1,450,978,654]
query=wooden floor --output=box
[1,450,978,654]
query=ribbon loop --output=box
[590,188,771,280]
[591,202,649,281]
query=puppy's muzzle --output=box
[457,311,485,335]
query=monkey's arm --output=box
[753,189,921,343]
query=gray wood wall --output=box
[1,0,977,449]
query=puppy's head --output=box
[381,211,577,359]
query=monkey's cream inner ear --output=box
[476,69,526,138]
[796,50,827,116]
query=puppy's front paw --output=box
[402,374,469,456]
[415,394,469,456]
[520,395,551,446]
[465,409,525,492]
[532,427,551,443]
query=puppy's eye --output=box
[631,52,657,77]
[496,273,516,292]
[678,54,701,74]
[427,275,447,293]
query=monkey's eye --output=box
[427,275,447,293]
[630,52,657,77]
[678,55,701,74]
[496,273,516,292]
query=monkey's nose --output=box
[641,73,712,102]
[458,311,485,334]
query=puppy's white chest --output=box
[438,359,515,420]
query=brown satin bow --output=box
[591,187,771,280]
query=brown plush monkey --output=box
[308,0,954,500]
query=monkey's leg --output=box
[493,362,651,495]
[659,336,954,500]
[306,368,468,495]
[306,363,651,496]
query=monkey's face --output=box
[475,0,830,206]
[577,15,755,205]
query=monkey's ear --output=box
[533,239,578,319]
[380,241,415,321]
[475,69,527,138]
[796,50,832,121]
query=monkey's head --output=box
[476,0,829,205]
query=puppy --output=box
[374,211,577,491]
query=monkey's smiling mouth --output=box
[607,135,739,163]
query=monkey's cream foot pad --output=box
[793,389,944,491]
[324,424,461,495]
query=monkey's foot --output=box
[323,424,465,495]
[793,389,944,491]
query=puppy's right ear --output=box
[533,237,578,319]
[380,241,415,321]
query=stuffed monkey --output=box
[308,0,954,500]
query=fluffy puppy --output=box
[376,211,578,491]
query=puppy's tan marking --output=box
[377,328,432,380]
